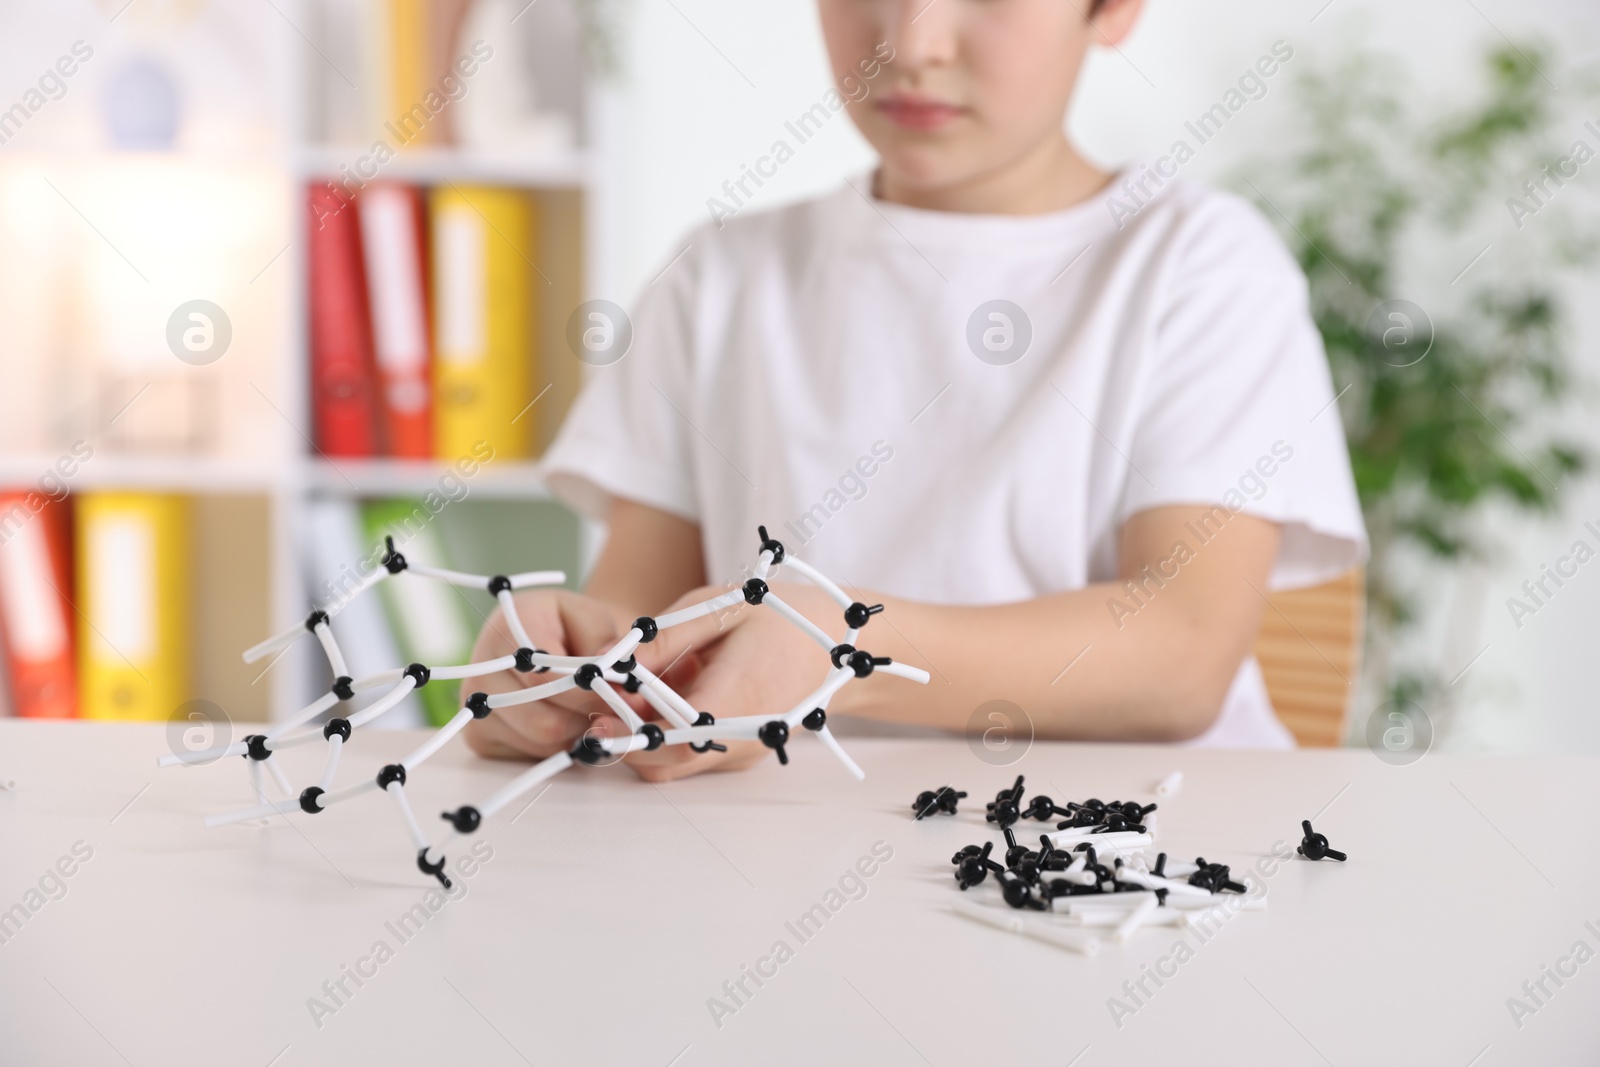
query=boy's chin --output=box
[872,148,991,199]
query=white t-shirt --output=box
[543,170,1368,748]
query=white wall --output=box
[600,0,1600,753]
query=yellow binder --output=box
[386,0,433,148]
[76,492,189,721]
[430,185,536,462]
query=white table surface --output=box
[0,720,1596,1066]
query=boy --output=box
[465,0,1366,779]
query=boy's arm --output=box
[582,498,707,624]
[829,504,1281,740]
[634,503,1282,746]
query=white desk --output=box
[0,721,1596,1066]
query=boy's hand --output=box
[623,582,842,782]
[462,589,631,760]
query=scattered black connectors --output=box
[928,775,1287,913]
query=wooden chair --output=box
[1253,569,1365,747]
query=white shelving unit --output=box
[0,2,614,724]
[253,0,613,723]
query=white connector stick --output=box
[508,570,566,589]
[494,588,535,650]
[311,621,349,678]
[407,563,492,588]
[761,592,837,653]
[778,555,853,608]
[477,752,573,819]
[1114,894,1160,941]
[1155,770,1183,797]
[951,900,1102,956]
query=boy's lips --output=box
[877,95,964,131]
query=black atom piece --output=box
[638,723,665,751]
[487,574,513,596]
[466,692,491,719]
[1041,878,1076,903]
[1057,808,1102,830]
[305,609,330,632]
[843,601,884,629]
[514,647,545,673]
[323,717,352,742]
[758,721,790,764]
[299,787,325,814]
[570,735,609,765]
[417,848,453,889]
[688,711,726,754]
[1297,820,1347,862]
[1000,874,1047,911]
[381,536,407,573]
[988,775,1026,809]
[830,643,856,669]
[1002,826,1032,869]
[243,734,271,761]
[622,674,642,694]
[441,806,481,834]
[332,675,355,701]
[756,525,785,565]
[1014,837,1063,884]
[847,650,891,678]
[573,663,602,690]
[1023,795,1071,822]
[742,578,769,605]
[1153,852,1169,878]
[912,786,966,820]
[801,708,827,732]
[376,763,407,789]
[954,842,1004,890]
[612,654,637,674]
[633,616,659,643]
[404,663,431,688]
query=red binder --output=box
[358,183,434,459]
[308,182,381,457]
[0,493,78,718]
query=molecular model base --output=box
[159,526,929,887]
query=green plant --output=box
[1237,41,1597,719]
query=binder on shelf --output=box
[430,185,536,463]
[76,492,190,722]
[384,0,436,149]
[0,494,78,719]
[308,182,382,458]
[362,499,475,727]
[360,183,434,459]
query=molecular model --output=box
[159,526,929,887]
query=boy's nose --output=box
[883,0,959,70]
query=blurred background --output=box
[0,0,1596,755]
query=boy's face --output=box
[818,0,1143,196]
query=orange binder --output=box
[359,183,434,458]
[0,493,77,718]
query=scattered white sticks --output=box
[165,526,928,887]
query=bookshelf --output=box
[0,0,614,727]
